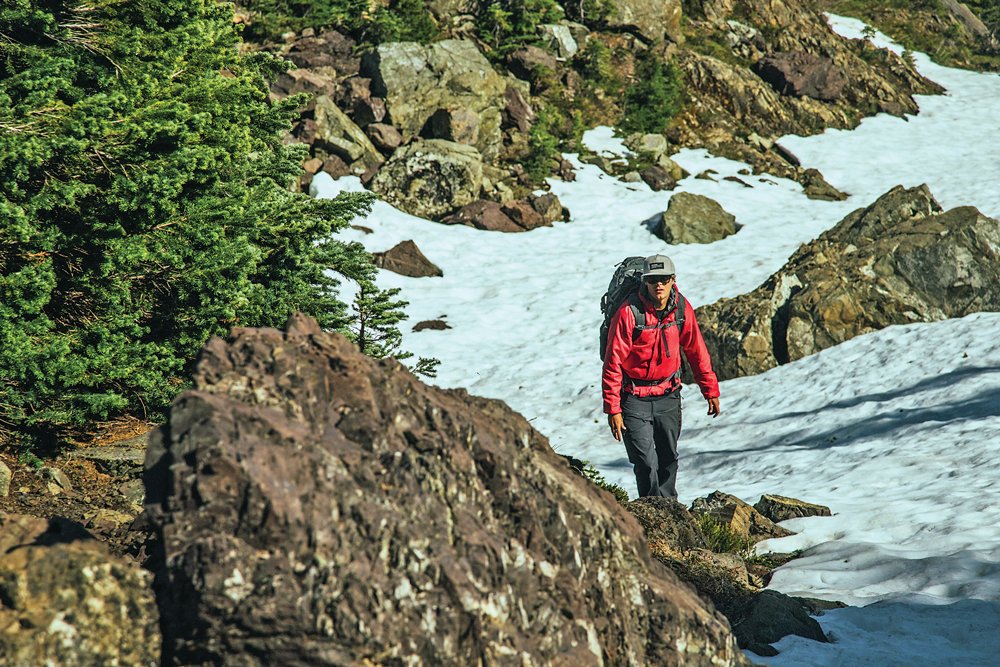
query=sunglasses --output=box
[644,275,675,284]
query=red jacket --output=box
[602,287,720,414]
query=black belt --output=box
[628,378,671,386]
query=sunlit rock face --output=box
[0,513,160,667]
[694,184,1000,380]
[145,313,749,666]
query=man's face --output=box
[644,275,674,302]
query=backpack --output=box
[599,256,686,361]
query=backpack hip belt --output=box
[624,370,683,393]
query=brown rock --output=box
[365,122,403,154]
[284,29,359,75]
[754,495,832,523]
[321,154,351,178]
[502,199,548,230]
[422,107,481,145]
[640,165,678,191]
[271,68,336,99]
[373,239,443,277]
[558,158,577,181]
[144,314,748,666]
[753,51,846,101]
[505,46,560,86]
[442,199,521,232]
[502,85,536,132]
[802,167,847,201]
[413,319,451,332]
[528,192,564,223]
[302,157,323,174]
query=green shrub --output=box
[523,105,562,182]
[477,0,564,55]
[239,0,439,44]
[697,514,754,557]
[0,0,404,445]
[580,462,630,505]
[619,53,684,135]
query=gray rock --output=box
[660,192,740,244]
[690,491,794,544]
[0,460,10,497]
[942,0,992,40]
[754,495,832,523]
[0,514,159,666]
[640,165,678,191]
[373,239,443,277]
[369,139,484,219]
[144,313,748,666]
[361,40,507,161]
[730,590,828,656]
[39,466,72,495]
[625,132,670,158]
[627,496,708,552]
[313,95,384,175]
[802,167,847,201]
[528,192,564,223]
[538,23,578,58]
[605,0,683,43]
[695,184,1000,380]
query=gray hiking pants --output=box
[621,391,682,498]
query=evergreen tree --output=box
[0,0,402,445]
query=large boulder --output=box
[728,590,829,656]
[313,95,385,175]
[695,185,1000,380]
[369,138,484,219]
[144,313,748,667]
[0,513,160,666]
[605,0,683,43]
[360,40,508,161]
[659,192,740,244]
[752,51,846,101]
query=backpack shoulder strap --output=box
[674,291,686,333]
[627,291,645,342]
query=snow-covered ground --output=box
[313,15,1000,666]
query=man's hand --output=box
[608,413,626,441]
[707,397,721,418]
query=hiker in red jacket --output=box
[602,254,721,498]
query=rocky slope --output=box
[252,0,970,221]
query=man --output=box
[602,254,721,498]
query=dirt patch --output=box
[0,422,159,564]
